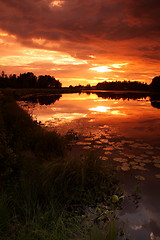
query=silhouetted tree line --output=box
[149,76,160,91]
[96,76,160,92]
[0,71,62,88]
[1,70,160,92]
[69,84,91,90]
[96,80,149,91]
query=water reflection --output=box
[150,95,160,109]
[18,92,160,144]
[17,91,160,239]
[93,91,149,101]
[20,94,62,105]
[89,106,111,112]
[120,169,160,240]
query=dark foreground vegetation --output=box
[0,91,125,240]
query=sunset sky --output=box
[0,0,160,86]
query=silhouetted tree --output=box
[37,75,62,88]
[17,72,37,88]
[0,71,9,88]
[85,84,91,90]
[54,79,62,88]
[150,76,160,91]
[9,74,17,88]
[1,71,5,78]
[0,71,5,87]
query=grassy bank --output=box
[0,91,125,240]
[0,88,82,100]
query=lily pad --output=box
[126,154,136,159]
[141,159,152,163]
[139,163,146,167]
[108,141,115,145]
[95,140,102,144]
[155,174,160,179]
[83,146,92,149]
[135,175,145,181]
[100,139,109,143]
[132,165,146,170]
[76,142,91,145]
[84,138,93,141]
[146,151,154,155]
[103,146,114,151]
[140,154,148,158]
[129,161,138,166]
[113,158,127,163]
[100,156,108,161]
[104,151,112,155]
[93,145,102,149]
[154,164,160,168]
[121,166,130,171]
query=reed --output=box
[0,92,125,240]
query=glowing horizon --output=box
[89,66,113,73]
[89,106,111,112]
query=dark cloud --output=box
[1,0,160,43]
[143,54,160,61]
[0,0,160,76]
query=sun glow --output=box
[50,0,64,7]
[0,32,8,37]
[111,63,128,68]
[89,106,111,112]
[111,110,126,116]
[89,66,113,73]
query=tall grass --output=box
[0,93,65,161]
[0,92,125,240]
[41,152,119,207]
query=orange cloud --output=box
[0,0,160,86]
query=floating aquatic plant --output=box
[135,175,145,181]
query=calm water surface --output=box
[18,92,160,240]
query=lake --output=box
[18,91,160,240]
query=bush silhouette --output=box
[150,76,160,91]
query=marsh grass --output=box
[0,93,65,161]
[0,92,125,240]
[41,152,119,207]
[1,87,82,100]
[86,220,118,240]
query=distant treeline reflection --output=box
[94,91,149,100]
[20,92,160,110]
[150,95,160,109]
[21,94,62,105]
[94,92,160,109]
